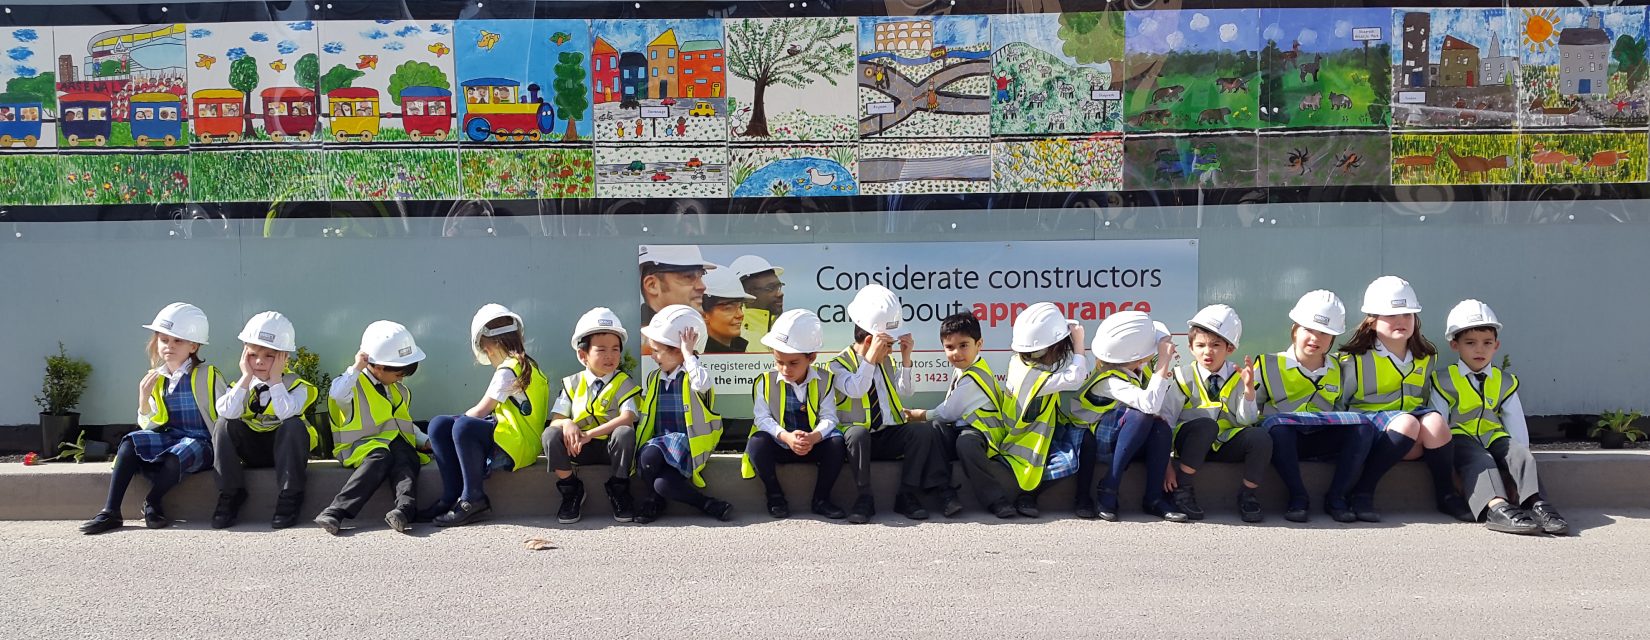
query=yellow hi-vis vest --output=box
[1174,364,1254,451]
[1431,364,1519,446]
[829,347,907,432]
[143,363,226,430]
[1065,367,1144,430]
[1344,351,1432,412]
[636,368,723,488]
[741,307,773,353]
[952,358,1008,443]
[1256,354,1342,415]
[493,358,551,471]
[1000,359,1059,492]
[329,371,430,468]
[741,367,835,479]
[231,372,319,450]
[562,371,642,437]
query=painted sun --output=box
[1524,8,1560,52]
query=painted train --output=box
[460,78,556,142]
[327,86,451,141]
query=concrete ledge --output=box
[2,451,1644,522]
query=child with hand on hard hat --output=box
[1255,290,1378,523]
[906,312,1008,517]
[209,311,318,531]
[1430,300,1567,535]
[743,309,849,520]
[1079,310,1187,522]
[829,285,956,523]
[1341,276,1470,524]
[81,303,228,534]
[419,304,550,528]
[544,307,642,524]
[314,321,429,535]
[634,305,734,523]
[1160,305,1267,522]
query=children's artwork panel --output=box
[729,143,858,197]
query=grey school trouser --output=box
[1453,434,1542,516]
[542,424,635,478]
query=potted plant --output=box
[48,431,110,463]
[291,346,334,459]
[1591,410,1645,450]
[34,342,92,457]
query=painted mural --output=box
[1516,7,1649,128]
[1259,131,1389,187]
[455,19,591,143]
[1260,8,1391,129]
[55,23,187,148]
[1391,133,1519,185]
[1124,133,1257,189]
[994,136,1122,192]
[317,19,456,142]
[991,12,1124,136]
[1124,10,1261,132]
[1390,9,1517,129]
[591,19,727,144]
[858,16,991,140]
[0,26,58,205]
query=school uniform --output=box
[427,358,549,511]
[1165,361,1269,483]
[927,358,1009,505]
[105,361,228,520]
[321,366,428,523]
[1077,364,1177,515]
[634,354,726,518]
[1430,363,1544,516]
[743,366,846,510]
[955,354,1088,514]
[211,372,317,519]
[1255,349,1376,515]
[541,369,642,476]
[1344,344,1463,515]
[828,347,949,511]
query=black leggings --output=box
[104,439,184,512]
[637,444,711,510]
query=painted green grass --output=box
[1521,132,1647,184]
[1391,134,1518,185]
[1270,50,1388,128]
[58,153,191,204]
[317,122,454,143]
[327,148,459,201]
[1126,63,1260,131]
[59,121,134,148]
[460,148,594,200]
[0,155,61,205]
[191,149,326,202]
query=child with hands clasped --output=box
[1162,305,1269,522]
[1081,311,1188,522]
[634,305,734,523]
[210,311,318,530]
[81,303,227,534]
[544,307,642,524]
[314,321,429,535]
[743,309,849,520]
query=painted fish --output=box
[477,31,500,51]
[428,42,451,57]
[550,32,571,46]
[268,59,287,72]
[195,54,216,69]
[356,55,378,69]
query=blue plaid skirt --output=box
[1260,411,1371,435]
[642,432,695,477]
[1366,408,1440,431]
[124,428,212,474]
[1042,425,1089,481]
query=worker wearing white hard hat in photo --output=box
[1430,300,1567,535]
[632,305,735,523]
[314,320,430,536]
[207,311,320,531]
[82,303,230,535]
[1159,305,1267,523]
[544,307,643,525]
[1073,310,1188,523]
[743,309,850,521]
[828,285,959,524]
[638,244,716,326]
[701,267,756,354]
[730,254,784,352]
[1340,275,1470,525]
[1253,290,1378,524]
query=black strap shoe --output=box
[434,498,492,527]
[812,498,847,520]
[847,494,875,524]
[1097,487,1120,522]
[607,478,635,523]
[1074,494,1099,520]
[142,502,170,530]
[556,477,586,524]
[271,492,304,530]
[1171,485,1205,521]
[1485,503,1542,535]
[1238,489,1264,523]
[1437,493,1475,522]
[895,492,929,520]
[938,490,964,518]
[79,511,123,535]
[212,489,248,529]
[1145,500,1191,523]
[1529,501,1570,536]
[1013,493,1040,518]
[989,499,1018,519]
[703,498,733,522]
[634,497,665,524]
[1347,493,1380,523]
[767,494,791,519]
[414,500,453,524]
[1284,495,1310,523]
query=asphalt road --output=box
[4,509,1646,639]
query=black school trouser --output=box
[211,418,309,495]
[745,431,846,503]
[1454,434,1543,516]
[843,423,950,496]
[951,427,1091,507]
[1173,418,1274,486]
[326,437,418,519]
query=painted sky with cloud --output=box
[1519,7,1646,66]
[1262,7,1389,54]
[1127,9,1257,55]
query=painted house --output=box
[593,37,620,103]
[647,29,680,99]
[679,39,724,98]
[1558,14,1610,95]
[619,51,646,103]
[1439,36,1479,87]
[1402,12,1431,88]
[1480,34,1520,87]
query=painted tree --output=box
[553,51,588,140]
[295,53,320,90]
[5,72,55,111]
[725,17,854,137]
[228,55,259,137]
[386,61,449,106]
[319,64,363,94]
[1057,12,1126,90]
[1612,35,1648,92]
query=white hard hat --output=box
[1093,311,1159,364]
[237,311,296,352]
[761,309,824,354]
[1289,290,1347,336]
[1153,321,1172,344]
[1361,275,1422,315]
[638,244,717,271]
[847,284,910,338]
[1187,304,1242,348]
[1445,299,1501,340]
[360,320,425,367]
[702,266,755,301]
[729,254,784,280]
[143,302,210,345]
[571,307,627,350]
[470,303,525,365]
[641,304,709,353]
[1011,302,1072,353]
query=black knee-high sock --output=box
[1351,431,1415,496]
[103,440,141,513]
[1421,439,1457,499]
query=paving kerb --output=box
[3,450,1642,521]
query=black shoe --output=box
[434,498,492,527]
[211,489,248,529]
[79,511,122,535]
[767,495,791,519]
[1171,485,1205,521]
[812,498,847,520]
[847,494,875,524]
[634,498,665,524]
[606,478,635,523]
[555,477,586,524]
[414,500,453,524]
[384,509,412,533]
[1145,500,1191,523]
[314,510,342,535]
[1348,493,1380,523]
[938,490,964,518]
[1074,495,1099,520]
[1238,489,1264,523]
[1438,493,1475,522]
[988,499,1017,519]
[142,502,170,529]
[1013,494,1040,518]
[271,492,303,530]
[1097,487,1120,522]
[1529,500,1570,536]
[1485,503,1542,535]
[895,492,929,520]
[1285,495,1309,523]
[703,499,733,522]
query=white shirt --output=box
[830,350,914,426]
[551,369,640,419]
[1428,362,1530,445]
[138,360,195,427]
[927,359,994,424]
[485,367,524,404]
[1161,360,1258,427]
[1007,354,1090,398]
[329,366,426,446]
[1086,366,1173,417]
[634,355,712,425]
[1258,348,1347,412]
[215,374,307,422]
[752,367,839,440]
[1373,341,1415,369]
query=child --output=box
[743,309,848,520]
[210,311,318,530]
[543,307,642,524]
[634,304,734,523]
[1256,290,1377,523]
[829,285,954,523]
[81,303,227,534]
[1431,300,1568,535]
[1082,310,1187,522]
[905,312,1005,518]
[314,321,428,535]
[1342,276,1472,523]
[1163,305,1268,522]
[421,304,550,527]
